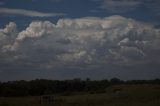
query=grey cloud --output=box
[0,22,17,49]
[96,0,160,16]
[144,0,160,16]
[99,0,141,13]
[1,15,160,71]
[0,8,65,17]
[0,2,5,5]
[56,38,71,44]
[50,0,64,2]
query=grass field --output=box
[0,84,160,106]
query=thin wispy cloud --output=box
[95,0,160,16]
[0,8,65,17]
[100,0,141,13]
[89,9,99,13]
[0,2,5,5]
[144,0,160,16]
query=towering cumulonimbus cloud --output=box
[0,15,160,70]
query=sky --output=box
[0,0,160,81]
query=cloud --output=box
[99,0,141,13]
[32,0,63,2]
[50,0,64,2]
[144,0,160,16]
[0,2,5,5]
[0,8,65,17]
[95,0,160,16]
[89,9,100,13]
[0,22,17,47]
[0,15,160,72]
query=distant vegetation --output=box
[0,78,160,97]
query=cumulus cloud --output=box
[0,15,160,71]
[0,8,65,17]
[0,22,17,48]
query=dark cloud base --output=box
[0,63,160,81]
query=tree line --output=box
[0,78,160,97]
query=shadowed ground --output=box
[0,85,160,106]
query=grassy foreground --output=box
[0,84,160,106]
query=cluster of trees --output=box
[0,78,160,97]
